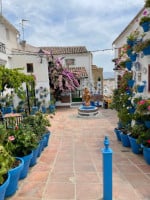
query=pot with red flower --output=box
[139,8,150,32]
[136,99,150,114]
[5,124,39,179]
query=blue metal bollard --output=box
[101,136,113,200]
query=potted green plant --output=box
[22,112,51,155]
[0,145,14,200]
[139,16,150,25]
[4,124,39,179]
[133,39,150,54]
[128,124,145,154]
[136,99,150,114]
[127,29,140,46]
[0,145,15,185]
[139,16,150,32]
[137,129,150,164]
[145,0,150,7]
[117,108,132,147]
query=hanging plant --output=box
[145,0,150,7]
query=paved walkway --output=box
[7,108,150,200]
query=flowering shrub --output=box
[139,8,150,25]
[0,145,15,185]
[4,124,39,157]
[136,99,150,113]
[137,129,150,147]
[49,56,80,100]
[127,29,140,41]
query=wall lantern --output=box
[38,49,44,63]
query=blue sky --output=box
[2,0,144,72]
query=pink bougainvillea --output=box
[49,55,80,99]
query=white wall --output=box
[11,53,50,106]
[113,9,150,98]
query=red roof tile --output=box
[40,46,88,55]
[65,67,88,78]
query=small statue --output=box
[83,87,91,106]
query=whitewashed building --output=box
[0,14,95,108]
[112,6,150,98]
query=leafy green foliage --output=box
[137,129,150,147]
[22,111,51,139]
[129,124,146,139]
[5,124,39,157]
[0,66,34,93]
[0,145,15,185]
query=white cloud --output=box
[2,0,144,71]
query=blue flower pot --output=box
[49,105,55,113]
[127,49,132,57]
[144,121,150,128]
[125,61,132,71]
[141,22,150,32]
[19,152,33,179]
[37,138,44,157]
[0,173,10,200]
[127,39,135,46]
[143,45,150,56]
[130,53,137,62]
[143,146,150,165]
[29,145,40,167]
[137,85,145,93]
[5,157,24,197]
[128,136,142,154]
[114,128,121,141]
[42,131,51,147]
[128,107,135,114]
[127,80,135,87]
[120,133,130,147]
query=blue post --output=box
[101,136,113,200]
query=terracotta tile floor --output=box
[6,108,150,200]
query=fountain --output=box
[78,88,99,117]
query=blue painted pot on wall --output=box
[130,53,137,62]
[141,22,150,32]
[0,173,10,200]
[143,146,150,165]
[137,85,145,93]
[120,133,130,147]
[125,61,132,71]
[128,136,142,154]
[19,152,33,179]
[127,39,135,46]
[127,80,135,87]
[5,157,24,197]
[143,45,150,56]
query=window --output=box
[65,59,75,66]
[27,63,33,73]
